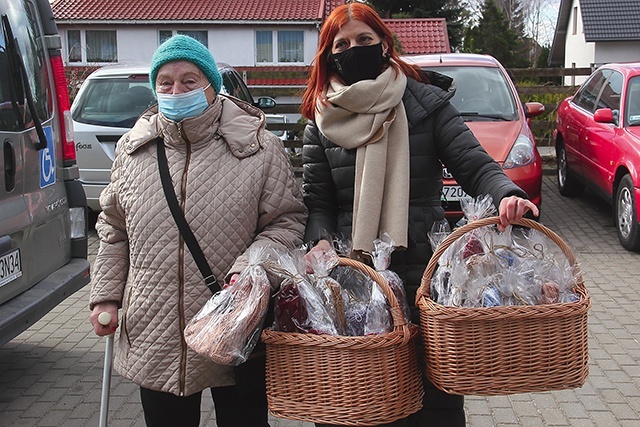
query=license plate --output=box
[0,248,22,287]
[442,185,469,202]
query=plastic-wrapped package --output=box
[459,194,497,225]
[371,233,410,322]
[518,227,580,303]
[272,249,338,335]
[184,246,271,366]
[364,280,393,335]
[331,266,371,336]
[428,195,581,307]
[306,248,346,335]
[329,265,392,336]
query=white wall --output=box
[58,24,319,68]
[563,0,594,85]
[594,42,640,66]
[117,27,158,64]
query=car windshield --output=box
[72,77,155,128]
[423,66,519,121]
[626,76,640,126]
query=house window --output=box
[67,30,81,62]
[256,31,273,62]
[572,6,578,35]
[86,31,117,62]
[278,31,303,63]
[65,30,117,64]
[256,30,303,64]
[158,30,208,47]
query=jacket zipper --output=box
[177,122,192,396]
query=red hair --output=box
[300,2,425,120]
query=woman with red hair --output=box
[301,2,538,426]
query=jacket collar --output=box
[403,77,456,128]
[123,95,267,159]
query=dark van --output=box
[0,0,89,346]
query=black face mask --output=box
[329,42,384,85]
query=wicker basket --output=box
[261,257,423,426]
[416,217,590,396]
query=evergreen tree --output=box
[463,0,530,67]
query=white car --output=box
[72,62,276,212]
[265,113,289,141]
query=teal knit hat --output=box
[149,35,222,95]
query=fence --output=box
[257,66,593,152]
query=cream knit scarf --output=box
[316,67,409,254]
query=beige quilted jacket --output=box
[90,95,307,396]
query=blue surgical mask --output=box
[157,83,211,121]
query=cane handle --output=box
[98,312,112,326]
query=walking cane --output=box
[98,312,114,427]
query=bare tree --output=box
[522,0,560,46]
[466,0,559,47]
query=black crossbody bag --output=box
[156,138,269,395]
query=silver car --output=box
[72,62,276,212]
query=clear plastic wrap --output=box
[428,196,580,307]
[306,248,346,335]
[371,233,410,323]
[184,246,272,366]
[364,278,393,335]
[330,265,392,336]
[331,266,371,336]
[272,249,339,335]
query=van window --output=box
[0,0,52,131]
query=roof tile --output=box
[385,19,450,54]
[580,0,640,41]
[52,0,324,21]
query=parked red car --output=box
[554,62,640,251]
[404,53,545,222]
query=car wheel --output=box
[556,142,583,197]
[615,175,640,251]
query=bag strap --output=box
[156,137,221,293]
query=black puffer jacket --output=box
[302,77,527,318]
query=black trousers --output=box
[140,385,270,427]
[315,376,465,427]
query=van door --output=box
[0,0,69,304]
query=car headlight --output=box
[503,134,535,169]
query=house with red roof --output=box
[52,0,449,84]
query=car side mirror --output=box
[524,102,545,118]
[256,96,276,110]
[594,108,615,124]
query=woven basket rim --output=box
[262,322,419,348]
[415,216,590,311]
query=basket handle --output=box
[416,216,580,302]
[338,257,411,344]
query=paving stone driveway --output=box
[1,175,639,426]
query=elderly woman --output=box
[89,35,306,426]
[301,3,537,427]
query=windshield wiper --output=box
[2,14,47,150]
[459,112,511,121]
